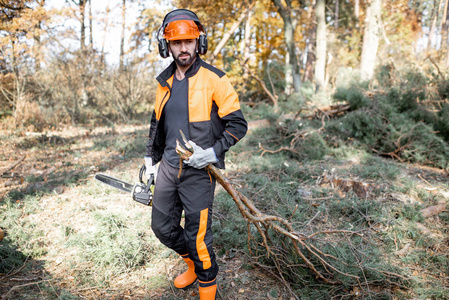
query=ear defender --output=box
[158,39,170,58]
[198,34,208,55]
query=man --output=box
[144,9,247,300]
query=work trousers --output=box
[151,158,219,282]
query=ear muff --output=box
[157,9,208,58]
[198,34,208,55]
[158,39,170,58]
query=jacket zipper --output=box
[158,91,169,119]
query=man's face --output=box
[169,39,197,67]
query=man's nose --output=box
[180,42,188,51]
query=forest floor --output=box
[0,124,448,299]
[0,125,293,300]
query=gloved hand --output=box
[184,141,218,169]
[144,156,158,183]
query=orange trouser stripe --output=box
[196,208,211,270]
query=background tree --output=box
[272,0,301,94]
[68,0,87,52]
[314,0,326,91]
[360,0,382,81]
[442,0,449,66]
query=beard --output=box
[173,51,196,67]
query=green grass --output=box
[2,71,449,299]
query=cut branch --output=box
[175,131,361,286]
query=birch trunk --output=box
[441,0,449,66]
[315,0,327,91]
[120,0,126,70]
[360,0,382,81]
[89,0,93,47]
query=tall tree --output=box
[88,0,93,47]
[441,0,448,62]
[241,6,252,81]
[303,3,315,83]
[69,0,87,52]
[120,0,126,70]
[360,0,382,81]
[355,0,360,19]
[100,4,111,67]
[315,0,326,91]
[33,0,46,71]
[272,0,301,94]
[427,0,444,50]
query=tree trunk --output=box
[335,0,339,28]
[101,4,110,67]
[89,0,93,47]
[272,0,301,95]
[120,0,126,70]
[355,0,360,19]
[303,7,316,83]
[315,0,326,91]
[360,0,382,81]
[441,0,449,66]
[79,0,86,52]
[242,7,252,82]
[33,0,45,71]
[428,0,442,50]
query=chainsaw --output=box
[94,165,154,206]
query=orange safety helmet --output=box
[164,20,200,41]
[157,9,208,58]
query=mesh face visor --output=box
[164,20,200,41]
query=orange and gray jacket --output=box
[146,57,247,169]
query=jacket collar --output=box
[157,55,202,87]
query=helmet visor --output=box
[164,20,200,41]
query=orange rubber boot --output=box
[199,283,217,300]
[174,256,197,289]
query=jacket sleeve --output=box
[146,110,157,157]
[212,75,248,158]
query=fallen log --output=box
[1,156,26,177]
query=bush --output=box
[328,69,449,169]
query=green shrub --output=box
[328,72,449,169]
[334,85,370,110]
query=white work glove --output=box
[144,156,158,183]
[184,141,218,169]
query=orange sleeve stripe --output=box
[226,130,240,142]
[196,208,211,270]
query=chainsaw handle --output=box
[139,164,154,193]
[139,164,146,184]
